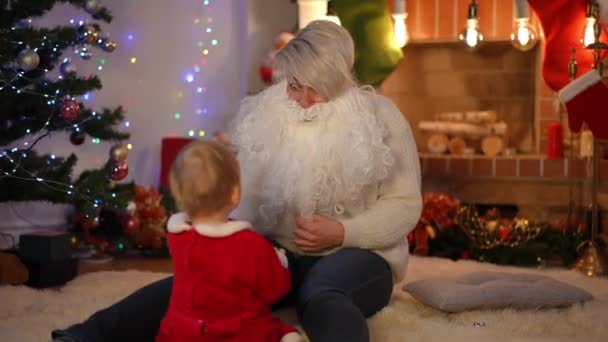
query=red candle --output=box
[546,122,563,159]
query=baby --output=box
[156,140,302,342]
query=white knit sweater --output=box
[231,86,422,282]
[336,95,422,281]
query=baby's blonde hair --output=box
[169,140,239,217]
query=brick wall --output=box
[384,0,564,154]
[381,1,607,233]
[380,41,539,153]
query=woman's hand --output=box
[294,214,345,252]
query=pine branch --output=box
[0,0,112,28]
[0,0,131,220]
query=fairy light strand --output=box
[171,0,216,136]
[1,18,127,213]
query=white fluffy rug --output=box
[1,256,607,342]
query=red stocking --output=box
[558,70,608,139]
[527,0,607,91]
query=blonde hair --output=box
[169,140,240,217]
[273,20,356,100]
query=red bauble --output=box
[110,160,129,181]
[70,130,86,145]
[260,65,273,85]
[60,100,80,121]
[497,226,512,241]
[122,214,141,232]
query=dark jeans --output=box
[53,248,393,342]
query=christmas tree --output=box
[0,0,133,221]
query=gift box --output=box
[18,232,77,288]
[21,257,78,288]
[18,231,71,262]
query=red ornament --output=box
[260,65,273,85]
[70,130,86,145]
[60,100,80,121]
[497,226,512,241]
[110,160,129,181]
[122,214,141,232]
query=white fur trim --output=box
[558,70,602,103]
[167,212,251,237]
[274,247,289,268]
[280,332,304,342]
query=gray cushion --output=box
[403,271,593,313]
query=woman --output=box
[53,20,421,342]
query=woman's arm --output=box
[339,96,422,250]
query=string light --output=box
[172,0,216,136]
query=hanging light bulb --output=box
[511,19,538,50]
[459,0,483,49]
[582,1,599,47]
[392,0,409,48]
[510,1,538,51]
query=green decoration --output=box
[333,0,404,85]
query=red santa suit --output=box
[156,213,301,342]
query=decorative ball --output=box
[70,130,86,145]
[78,45,93,60]
[60,100,80,121]
[17,48,40,71]
[260,65,273,85]
[84,0,102,14]
[15,20,30,29]
[101,40,117,53]
[95,35,107,46]
[78,24,99,45]
[123,214,140,233]
[109,144,129,161]
[60,59,77,76]
[110,160,129,181]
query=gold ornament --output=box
[17,48,40,71]
[101,40,117,52]
[110,144,129,161]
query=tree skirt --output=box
[1,256,606,342]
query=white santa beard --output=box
[231,82,394,233]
